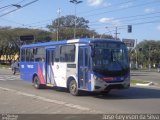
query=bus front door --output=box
[46,48,55,85]
[79,46,90,89]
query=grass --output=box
[131,79,150,85]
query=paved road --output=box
[131,70,160,85]
[0,68,160,115]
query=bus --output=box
[19,38,130,96]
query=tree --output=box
[0,27,52,63]
[136,40,160,68]
[47,15,114,40]
[47,15,90,40]
[47,15,89,31]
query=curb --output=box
[136,82,154,86]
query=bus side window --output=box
[21,49,26,62]
[34,47,45,62]
[30,49,34,62]
[60,45,75,62]
[26,49,30,61]
[24,48,34,62]
[55,46,60,62]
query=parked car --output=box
[11,61,19,75]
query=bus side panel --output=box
[20,62,46,84]
[20,62,37,82]
[53,63,67,87]
[87,71,92,91]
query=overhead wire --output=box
[78,0,136,15]
[90,19,160,32]
[0,0,159,32]
[120,19,160,28]
[0,0,26,12]
[83,0,160,18]
[0,0,39,18]
[0,0,137,28]
[88,10,160,25]
[23,10,160,29]
[88,13,160,27]
[23,0,160,29]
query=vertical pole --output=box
[114,27,119,40]
[70,0,83,39]
[115,27,117,40]
[57,8,61,41]
[148,46,151,71]
[74,4,76,39]
[135,39,138,69]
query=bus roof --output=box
[21,38,122,48]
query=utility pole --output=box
[148,46,151,71]
[114,27,120,40]
[135,39,138,69]
[57,8,61,41]
[70,0,83,39]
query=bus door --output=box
[79,46,90,89]
[46,48,55,85]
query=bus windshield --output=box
[92,42,129,76]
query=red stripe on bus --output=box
[38,64,45,84]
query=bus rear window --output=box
[20,47,45,62]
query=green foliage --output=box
[0,27,52,62]
[47,15,113,40]
[47,15,89,31]
[0,15,115,62]
[131,40,160,68]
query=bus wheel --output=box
[69,80,79,96]
[12,68,16,75]
[33,76,41,89]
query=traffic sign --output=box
[20,35,34,41]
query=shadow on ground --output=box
[93,87,160,100]
[47,86,160,100]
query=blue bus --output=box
[19,38,130,96]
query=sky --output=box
[0,0,160,43]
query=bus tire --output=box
[69,80,79,96]
[33,76,42,89]
[12,68,16,75]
